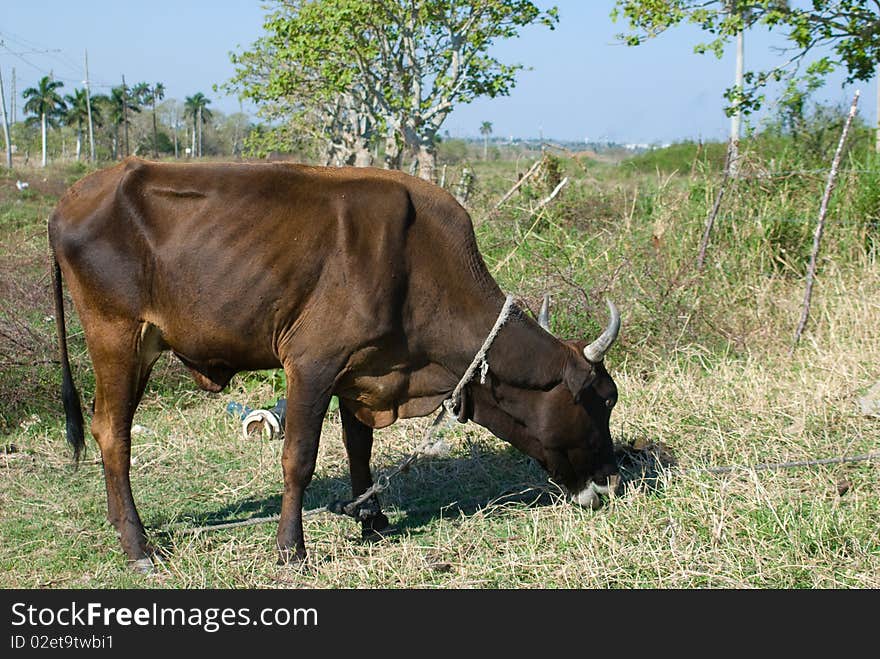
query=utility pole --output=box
[172,106,179,158]
[42,70,53,167]
[10,67,15,124]
[235,98,244,157]
[85,50,95,162]
[0,68,12,168]
[197,105,202,157]
[122,74,129,157]
[729,27,744,177]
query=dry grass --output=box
[0,158,877,589]
[3,263,876,588]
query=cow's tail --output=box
[51,255,85,465]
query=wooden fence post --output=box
[791,90,860,353]
[696,141,734,271]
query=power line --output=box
[0,29,58,52]
[0,34,93,99]
[0,42,116,93]
[0,32,122,91]
[0,30,82,78]
[0,43,50,78]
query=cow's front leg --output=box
[341,404,390,537]
[276,364,332,565]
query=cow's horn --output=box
[583,300,620,363]
[538,294,550,331]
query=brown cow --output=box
[49,157,621,571]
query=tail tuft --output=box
[62,365,85,463]
[52,256,86,465]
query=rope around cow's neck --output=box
[324,294,516,520]
[446,294,516,414]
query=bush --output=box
[753,100,873,171]
[621,141,728,175]
[437,138,472,164]
[842,151,880,254]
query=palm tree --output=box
[480,121,493,160]
[130,82,152,155]
[64,88,103,161]
[130,82,151,107]
[107,85,140,159]
[104,90,123,159]
[148,83,165,158]
[22,76,66,167]
[184,93,212,158]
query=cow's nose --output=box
[571,473,620,509]
[571,481,605,510]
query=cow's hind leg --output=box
[86,318,162,572]
[341,405,390,537]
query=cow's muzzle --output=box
[571,474,621,510]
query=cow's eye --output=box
[605,398,616,409]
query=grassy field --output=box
[0,143,878,588]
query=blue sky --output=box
[1,1,875,144]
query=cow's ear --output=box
[563,352,596,404]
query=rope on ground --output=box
[172,406,454,536]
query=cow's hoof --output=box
[361,512,390,534]
[130,557,155,574]
[277,548,307,567]
[361,526,399,543]
[361,513,396,542]
[361,513,390,531]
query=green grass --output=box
[1,150,878,588]
[620,140,728,176]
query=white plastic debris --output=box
[858,381,880,418]
[242,409,283,440]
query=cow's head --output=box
[465,298,621,510]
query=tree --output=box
[184,93,212,157]
[214,111,252,157]
[64,88,104,161]
[130,82,165,157]
[106,85,141,159]
[360,0,558,179]
[611,1,880,119]
[320,93,376,166]
[227,0,558,180]
[159,98,184,158]
[128,82,148,105]
[22,75,66,167]
[480,120,493,159]
[0,69,11,168]
[224,2,379,166]
[148,83,165,158]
